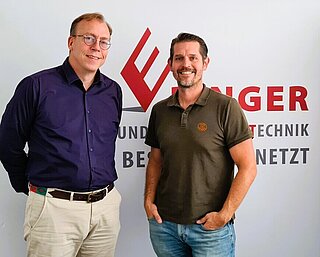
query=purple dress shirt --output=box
[0,58,122,194]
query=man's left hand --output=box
[196,211,229,230]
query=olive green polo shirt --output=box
[145,85,252,224]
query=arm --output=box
[0,113,29,194]
[144,147,163,223]
[0,77,36,194]
[197,138,257,229]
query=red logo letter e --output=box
[121,28,170,112]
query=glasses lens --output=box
[78,35,110,50]
[100,41,111,50]
[83,35,96,46]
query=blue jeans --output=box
[149,219,235,257]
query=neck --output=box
[178,83,203,110]
[72,68,96,91]
[68,57,97,91]
[81,75,95,91]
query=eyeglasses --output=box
[73,34,111,50]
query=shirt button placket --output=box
[181,111,188,128]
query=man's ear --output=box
[168,58,173,71]
[68,36,74,51]
[203,57,210,71]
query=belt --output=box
[29,183,114,203]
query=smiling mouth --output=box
[87,55,101,60]
[178,69,195,75]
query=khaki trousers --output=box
[24,187,121,257]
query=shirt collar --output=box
[62,57,102,87]
[167,84,210,107]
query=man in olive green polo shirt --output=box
[144,32,257,257]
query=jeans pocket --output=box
[199,223,230,235]
[192,223,235,256]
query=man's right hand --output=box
[144,201,162,224]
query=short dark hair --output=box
[70,12,112,36]
[169,33,208,61]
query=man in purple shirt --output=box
[0,13,122,257]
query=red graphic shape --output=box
[121,28,170,111]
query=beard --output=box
[177,79,194,88]
[176,69,196,88]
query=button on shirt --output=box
[0,58,122,193]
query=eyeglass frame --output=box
[72,34,111,50]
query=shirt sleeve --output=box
[0,76,37,194]
[145,106,160,149]
[224,97,252,149]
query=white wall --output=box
[0,1,319,256]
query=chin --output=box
[86,63,102,71]
[178,81,194,88]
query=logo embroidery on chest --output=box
[197,122,208,132]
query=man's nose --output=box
[90,40,101,51]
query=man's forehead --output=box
[174,41,200,49]
[76,19,110,35]
[174,42,201,55]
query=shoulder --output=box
[208,89,232,102]
[207,89,241,109]
[152,95,174,110]
[99,73,122,93]
[15,65,62,93]
[29,65,62,80]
